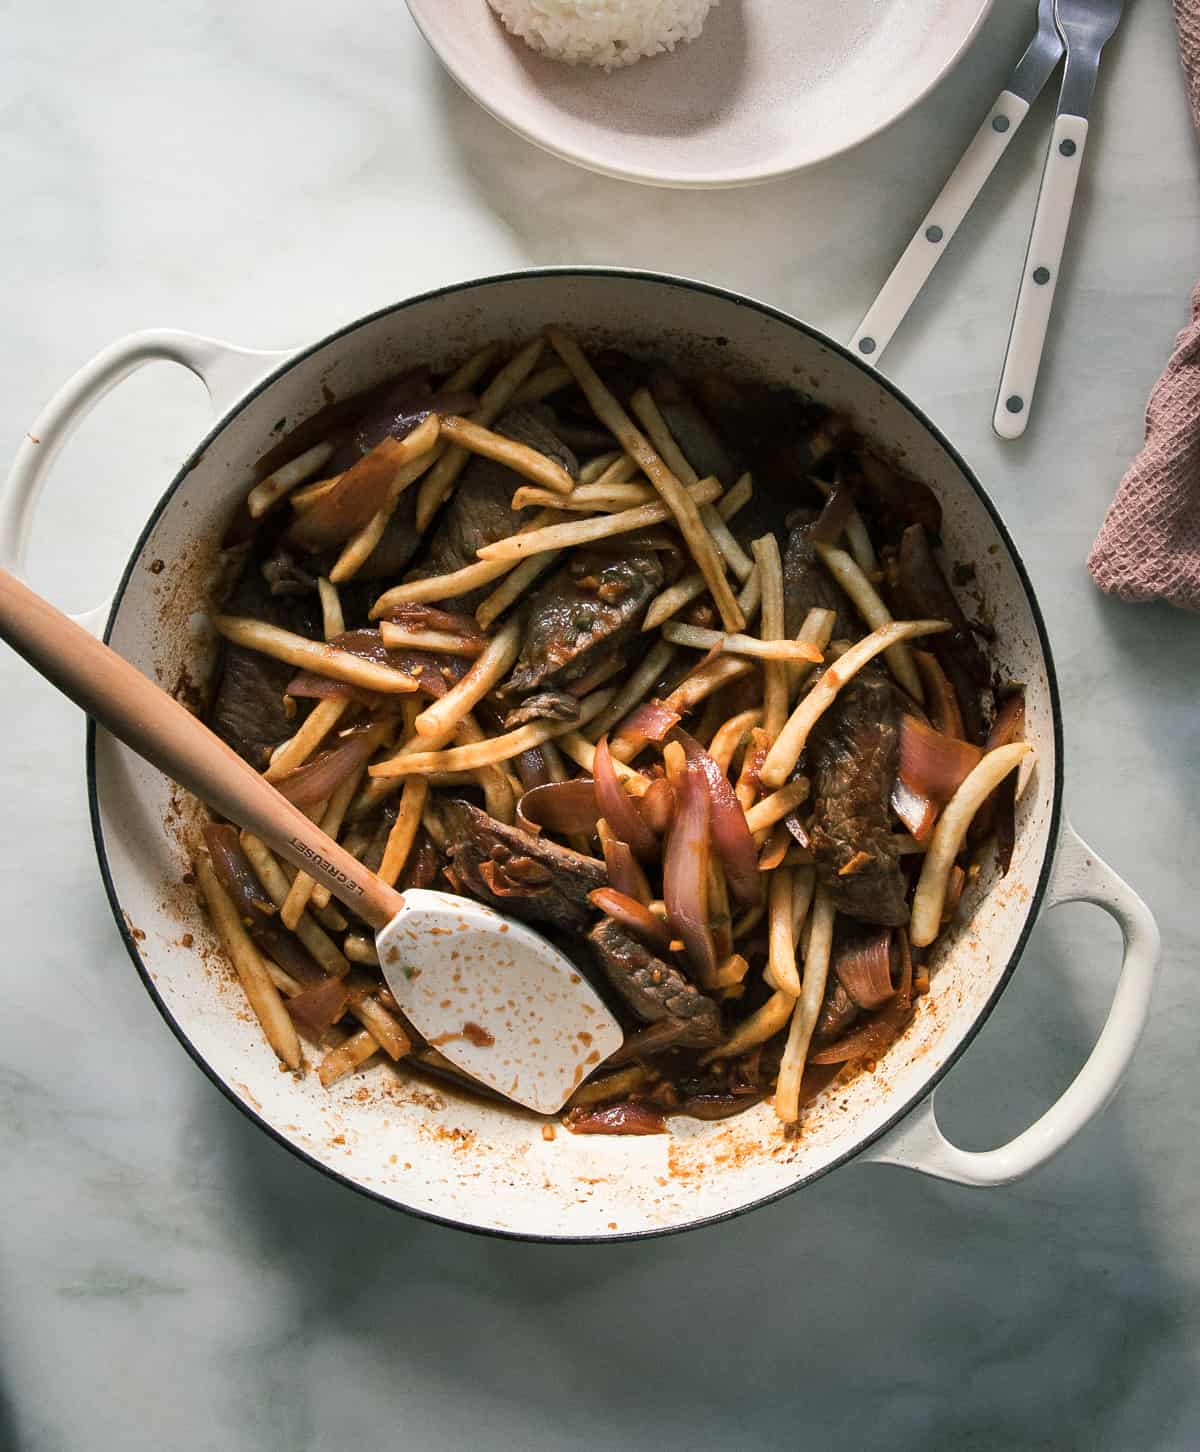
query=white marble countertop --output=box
[3,3,1198,1447]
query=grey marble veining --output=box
[2,2,1199,1448]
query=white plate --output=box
[405,0,994,188]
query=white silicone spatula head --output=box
[0,567,622,1113]
[376,889,622,1113]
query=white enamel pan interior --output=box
[1,270,1159,1241]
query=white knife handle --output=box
[850,90,1031,363]
[994,113,1090,439]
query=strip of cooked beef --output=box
[783,510,855,639]
[502,546,663,697]
[893,523,992,743]
[441,800,605,933]
[808,665,909,925]
[405,405,578,610]
[647,370,739,487]
[209,558,317,768]
[502,690,581,730]
[588,919,722,1048]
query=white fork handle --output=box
[862,822,1159,1187]
[993,114,1090,438]
[850,90,1032,364]
[1,330,291,634]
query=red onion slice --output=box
[671,729,761,907]
[898,714,982,802]
[565,1103,667,1136]
[600,836,652,905]
[287,977,349,1039]
[516,780,601,836]
[833,927,895,1010]
[588,888,675,955]
[663,760,718,984]
[594,736,659,862]
[272,725,379,809]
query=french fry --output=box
[413,618,523,740]
[343,934,378,965]
[547,330,744,631]
[318,1028,378,1087]
[758,620,950,789]
[775,884,835,1123]
[266,697,350,781]
[567,1065,650,1109]
[815,543,924,701]
[752,535,788,740]
[743,778,811,835]
[511,361,573,405]
[439,414,574,494]
[417,337,545,531]
[706,989,797,1063]
[787,606,837,697]
[348,988,411,1061]
[474,550,563,630]
[213,616,420,695]
[196,856,302,1070]
[328,448,444,584]
[661,622,823,664]
[767,866,801,996]
[910,743,1033,947]
[369,687,616,779]
[577,450,623,485]
[328,342,501,579]
[453,714,517,824]
[377,623,485,657]
[238,830,350,977]
[554,731,651,793]
[368,509,561,614]
[663,654,754,716]
[477,477,722,561]
[247,441,335,519]
[378,777,429,887]
[585,640,675,743]
[845,509,878,575]
[641,474,755,629]
[510,481,655,513]
[317,577,344,641]
[707,708,762,775]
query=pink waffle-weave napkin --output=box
[1087,0,1200,609]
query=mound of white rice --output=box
[487,0,718,70]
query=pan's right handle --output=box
[1,330,292,635]
[862,823,1159,1186]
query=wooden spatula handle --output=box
[0,568,403,931]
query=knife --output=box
[993,0,1126,439]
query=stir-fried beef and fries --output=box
[192,329,1030,1133]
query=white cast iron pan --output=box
[1,270,1160,1241]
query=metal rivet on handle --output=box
[858,337,876,355]
[992,115,1010,133]
[1059,139,1077,157]
[925,225,944,243]
[1033,266,1051,285]
[1005,395,1024,415]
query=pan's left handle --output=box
[1,331,293,635]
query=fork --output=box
[850,0,1064,364]
[993,0,1126,438]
